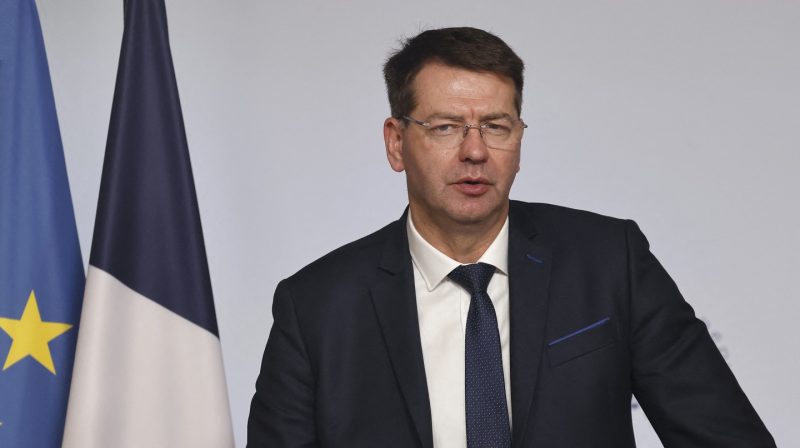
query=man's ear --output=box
[384,117,405,172]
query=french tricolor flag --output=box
[62,0,234,446]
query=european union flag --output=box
[0,0,85,446]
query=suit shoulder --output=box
[510,201,635,251]
[509,202,643,281]
[284,218,399,287]
[513,200,628,229]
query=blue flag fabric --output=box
[0,0,85,446]
[88,0,218,336]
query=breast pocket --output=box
[547,317,617,368]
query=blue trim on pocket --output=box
[526,254,544,264]
[548,317,611,346]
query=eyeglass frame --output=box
[399,115,528,150]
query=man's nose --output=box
[458,126,490,163]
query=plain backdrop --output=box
[38,1,799,446]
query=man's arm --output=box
[625,220,775,447]
[248,280,318,447]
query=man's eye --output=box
[429,123,460,135]
[482,122,512,135]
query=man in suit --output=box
[248,27,774,447]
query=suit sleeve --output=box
[625,220,775,447]
[247,279,318,447]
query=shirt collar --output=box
[406,211,509,292]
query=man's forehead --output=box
[409,63,518,117]
[412,62,516,89]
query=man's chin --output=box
[444,202,509,227]
[409,196,509,230]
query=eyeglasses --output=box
[401,115,527,151]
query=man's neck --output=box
[409,205,508,264]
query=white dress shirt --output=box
[407,213,511,448]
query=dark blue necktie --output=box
[449,263,511,448]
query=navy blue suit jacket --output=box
[248,201,774,447]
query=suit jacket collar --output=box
[371,209,434,448]
[370,203,553,448]
[508,201,553,447]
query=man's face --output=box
[384,62,521,232]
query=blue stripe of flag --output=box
[88,0,219,335]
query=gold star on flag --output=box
[0,290,72,375]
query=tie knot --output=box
[448,262,496,295]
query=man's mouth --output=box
[456,176,490,185]
[454,177,491,195]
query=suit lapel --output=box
[508,203,553,447]
[370,213,433,448]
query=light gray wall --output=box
[38,1,799,446]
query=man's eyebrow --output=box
[424,113,466,122]
[424,112,516,122]
[480,112,515,121]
